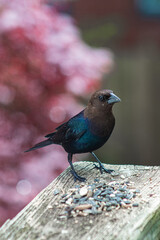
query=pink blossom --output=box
[0,0,113,225]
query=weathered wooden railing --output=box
[0,162,160,240]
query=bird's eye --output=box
[98,95,110,102]
[98,95,105,102]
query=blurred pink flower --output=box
[0,0,113,225]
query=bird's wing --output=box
[45,122,67,138]
[45,110,87,143]
[44,121,86,144]
[65,127,86,142]
[64,111,87,142]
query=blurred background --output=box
[0,0,160,226]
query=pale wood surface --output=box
[0,162,160,240]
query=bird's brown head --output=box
[84,89,121,118]
[89,89,120,108]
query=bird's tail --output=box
[25,139,53,152]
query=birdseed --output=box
[53,189,60,195]
[58,179,140,218]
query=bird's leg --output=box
[68,153,86,182]
[91,152,114,174]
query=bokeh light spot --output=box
[49,106,66,123]
[16,179,32,196]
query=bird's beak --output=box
[108,93,121,104]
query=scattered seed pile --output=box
[55,178,140,218]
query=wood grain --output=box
[0,162,160,240]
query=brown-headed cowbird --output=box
[25,90,120,181]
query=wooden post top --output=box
[0,162,160,240]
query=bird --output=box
[25,89,120,182]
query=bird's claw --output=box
[93,163,114,174]
[70,170,86,182]
[94,163,103,174]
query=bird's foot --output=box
[94,163,114,174]
[70,170,86,182]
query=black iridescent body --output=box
[25,89,120,181]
